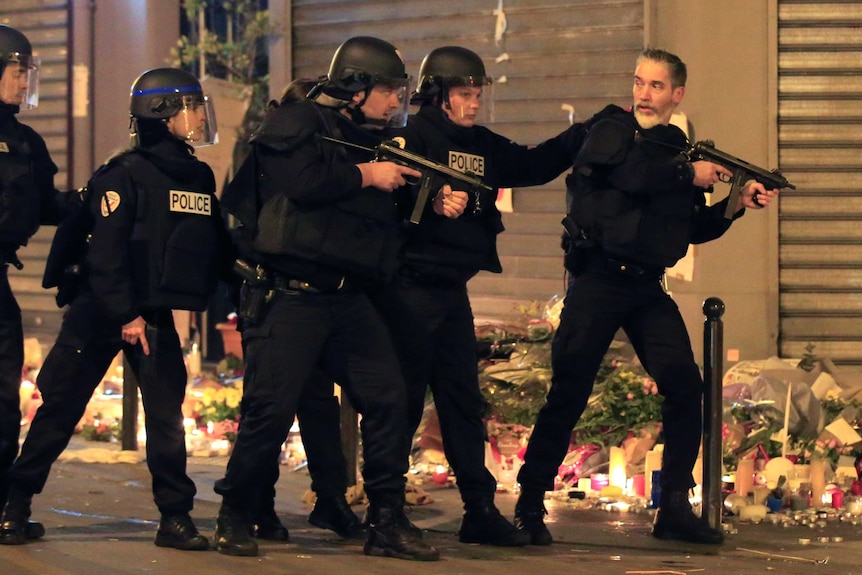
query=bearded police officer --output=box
[0,23,73,543]
[0,68,231,550]
[373,45,589,547]
[214,37,439,561]
[514,48,780,546]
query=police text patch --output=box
[448,150,485,176]
[169,190,212,216]
[101,191,121,217]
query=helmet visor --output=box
[363,76,412,129]
[0,53,40,109]
[167,94,218,147]
[381,77,412,128]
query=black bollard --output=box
[121,354,139,451]
[702,297,724,531]
[340,394,359,487]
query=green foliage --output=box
[479,340,665,451]
[725,390,862,469]
[170,0,272,114]
[572,360,663,449]
[479,342,552,427]
[80,413,121,442]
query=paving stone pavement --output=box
[2,439,861,575]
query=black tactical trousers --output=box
[518,265,704,494]
[8,293,197,513]
[215,289,409,508]
[371,278,497,505]
[257,367,348,512]
[0,266,24,506]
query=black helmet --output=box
[0,24,40,109]
[0,24,33,61]
[130,68,204,119]
[412,46,492,105]
[317,36,408,101]
[129,68,217,146]
[310,37,411,128]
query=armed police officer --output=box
[372,46,589,547]
[214,37,439,561]
[0,23,73,543]
[249,78,364,543]
[0,68,231,550]
[513,48,779,546]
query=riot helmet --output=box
[0,24,40,110]
[310,36,411,128]
[129,68,218,147]
[412,46,494,125]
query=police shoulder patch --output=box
[0,142,9,153]
[101,191,121,217]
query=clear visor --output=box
[168,94,218,147]
[446,78,494,125]
[365,77,412,129]
[0,54,40,110]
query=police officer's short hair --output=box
[638,48,687,88]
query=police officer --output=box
[213,37,438,561]
[374,45,587,546]
[244,79,363,543]
[514,48,779,546]
[0,23,71,542]
[0,67,231,550]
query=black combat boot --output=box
[214,502,258,556]
[308,494,364,540]
[253,505,290,541]
[459,500,530,546]
[154,512,209,550]
[652,490,724,545]
[364,501,439,561]
[25,520,45,540]
[361,499,423,538]
[0,496,32,545]
[513,490,553,546]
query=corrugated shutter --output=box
[1,1,71,341]
[778,1,862,365]
[292,0,643,319]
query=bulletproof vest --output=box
[565,109,694,267]
[228,101,401,283]
[42,154,132,307]
[122,153,220,311]
[396,112,503,276]
[0,128,39,244]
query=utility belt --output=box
[271,274,355,295]
[579,251,665,281]
[233,259,359,323]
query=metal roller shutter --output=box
[291,0,643,320]
[778,0,862,365]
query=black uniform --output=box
[0,101,65,507]
[518,105,739,496]
[374,105,585,506]
[6,136,228,515]
[214,101,410,510]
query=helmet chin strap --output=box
[314,92,352,109]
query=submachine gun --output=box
[686,140,796,219]
[319,136,494,224]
